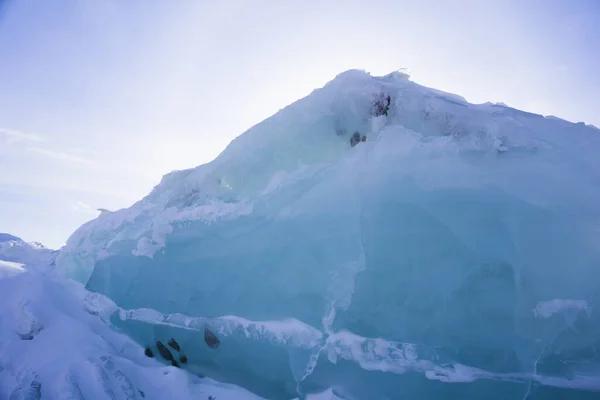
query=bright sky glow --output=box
[1,0,598,248]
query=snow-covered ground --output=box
[0,238,270,400]
[0,234,56,274]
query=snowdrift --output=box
[55,70,600,399]
[0,238,265,400]
[0,234,57,273]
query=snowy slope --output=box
[55,70,600,399]
[0,238,266,400]
[0,233,57,273]
[0,233,23,242]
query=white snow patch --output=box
[132,200,253,258]
[218,315,323,348]
[0,267,265,400]
[0,259,25,278]
[115,306,323,349]
[322,330,480,383]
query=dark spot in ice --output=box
[171,359,179,368]
[350,132,361,147]
[179,354,188,364]
[167,338,180,352]
[156,341,174,361]
[144,347,154,358]
[208,396,216,400]
[138,389,145,398]
[29,380,42,400]
[204,327,220,349]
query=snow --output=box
[0,233,23,242]
[0,259,25,278]
[0,244,265,399]
[0,233,57,272]
[5,69,600,399]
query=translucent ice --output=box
[56,70,600,399]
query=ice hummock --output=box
[56,70,600,399]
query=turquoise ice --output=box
[56,70,600,399]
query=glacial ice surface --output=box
[56,70,600,399]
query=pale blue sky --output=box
[1,0,598,248]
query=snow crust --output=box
[0,259,25,278]
[53,69,600,399]
[0,246,265,400]
[0,234,57,273]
